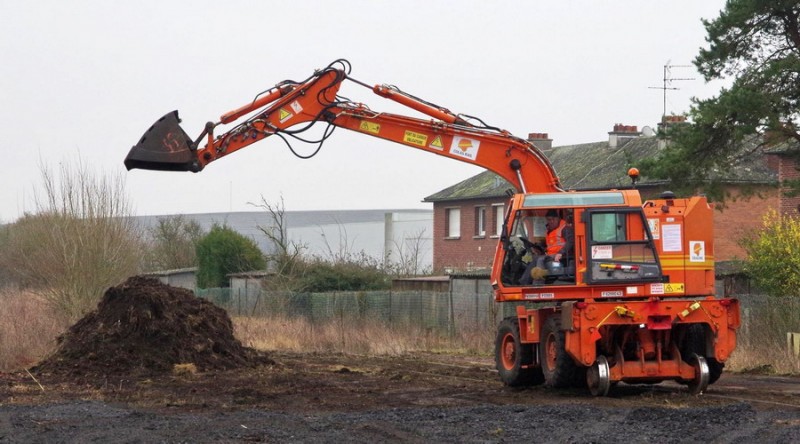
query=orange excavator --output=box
[125,59,740,395]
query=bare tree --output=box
[143,215,204,271]
[389,228,431,276]
[316,218,361,265]
[0,159,142,320]
[249,195,306,285]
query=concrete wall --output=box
[147,269,197,291]
[229,276,264,298]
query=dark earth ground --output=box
[2,352,800,443]
[0,277,798,443]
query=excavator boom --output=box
[124,60,562,194]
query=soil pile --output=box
[35,276,272,377]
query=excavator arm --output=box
[125,60,562,194]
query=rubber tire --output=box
[682,324,724,385]
[495,317,544,386]
[539,316,585,388]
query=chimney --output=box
[528,132,553,151]
[764,128,790,147]
[657,115,687,132]
[657,115,688,149]
[608,123,641,148]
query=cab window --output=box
[586,208,662,283]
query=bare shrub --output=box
[0,287,66,371]
[251,196,390,292]
[0,159,142,320]
[388,228,431,277]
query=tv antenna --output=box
[648,62,695,119]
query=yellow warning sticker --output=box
[403,130,428,147]
[430,135,444,151]
[652,282,685,294]
[664,283,685,294]
[279,108,293,123]
[359,121,381,134]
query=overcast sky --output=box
[1,0,728,223]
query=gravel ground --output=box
[2,399,799,443]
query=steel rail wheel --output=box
[587,355,611,396]
[681,324,725,385]
[687,353,710,395]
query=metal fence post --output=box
[448,281,455,337]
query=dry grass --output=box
[0,288,67,372]
[726,296,800,375]
[233,315,494,356]
[726,321,800,375]
[234,313,800,376]
[727,344,800,375]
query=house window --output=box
[493,204,504,237]
[475,206,486,237]
[446,207,461,238]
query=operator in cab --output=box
[520,209,573,285]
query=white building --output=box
[135,209,433,273]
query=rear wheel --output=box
[495,318,544,386]
[539,316,585,388]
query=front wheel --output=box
[495,317,544,386]
[587,355,611,396]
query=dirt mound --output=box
[35,276,272,377]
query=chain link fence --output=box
[196,285,800,353]
[195,287,527,335]
[735,292,800,351]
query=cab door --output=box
[584,208,664,284]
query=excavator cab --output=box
[496,190,665,291]
[124,111,199,172]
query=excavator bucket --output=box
[124,111,198,172]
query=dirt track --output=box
[1,351,799,443]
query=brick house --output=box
[424,124,800,273]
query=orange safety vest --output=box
[546,219,567,255]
